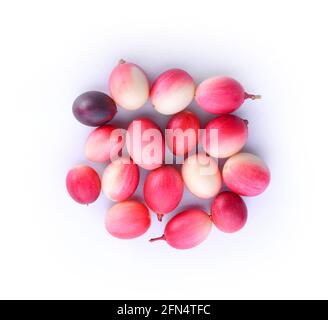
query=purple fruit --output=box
[72,91,117,126]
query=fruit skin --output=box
[144,166,184,221]
[85,125,125,162]
[211,191,247,233]
[195,76,260,114]
[126,118,165,170]
[182,153,222,199]
[150,209,212,249]
[102,157,139,202]
[66,165,101,204]
[166,111,200,156]
[72,91,117,126]
[202,114,248,158]
[223,152,270,196]
[109,60,149,110]
[105,200,151,239]
[151,69,195,115]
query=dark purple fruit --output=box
[72,91,117,126]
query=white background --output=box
[0,0,327,300]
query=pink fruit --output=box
[105,200,151,239]
[126,118,165,170]
[109,60,149,110]
[223,153,270,196]
[211,191,247,233]
[182,153,222,199]
[102,157,139,202]
[66,165,101,204]
[166,111,200,156]
[202,114,248,158]
[85,125,125,162]
[150,209,212,249]
[144,166,184,221]
[195,76,260,114]
[151,69,195,115]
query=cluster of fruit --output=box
[66,60,270,250]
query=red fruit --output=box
[150,209,212,249]
[108,60,150,111]
[102,157,139,202]
[195,76,260,114]
[166,111,200,156]
[66,165,101,204]
[72,91,117,126]
[105,200,151,239]
[126,118,165,170]
[211,192,247,233]
[144,166,184,221]
[85,125,125,162]
[202,114,248,158]
[151,69,195,115]
[223,152,270,196]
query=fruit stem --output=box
[157,213,164,221]
[243,119,249,125]
[149,235,166,242]
[118,59,126,64]
[245,92,261,100]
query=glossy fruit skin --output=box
[211,191,247,233]
[72,91,117,126]
[195,77,246,114]
[166,111,200,156]
[109,61,149,110]
[202,114,248,158]
[126,118,165,170]
[182,153,222,199]
[66,165,101,204]
[223,152,270,196]
[151,209,212,249]
[102,157,139,202]
[144,166,184,220]
[151,69,195,115]
[85,125,125,162]
[105,201,151,239]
